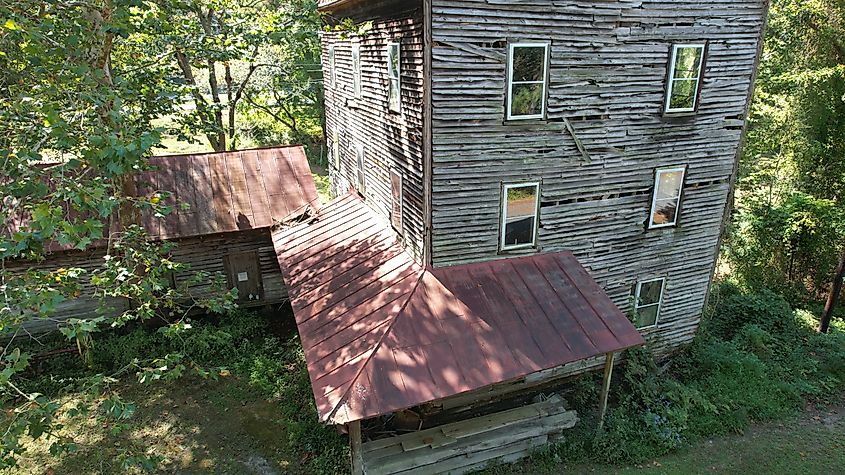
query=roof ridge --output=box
[326,266,426,424]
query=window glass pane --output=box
[673,47,702,79]
[391,170,402,232]
[510,83,544,117]
[638,280,663,306]
[389,78,400,111]
[652,198,679,225]
[638,305,659,327]
[669,78,697,110]
[389,44,400,79]
[504,185,537,247]
[512,46,545,81]
[656,170,683,200]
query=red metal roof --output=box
[136,146,319,240]
[7,146,317,253]
[272,194,645,425]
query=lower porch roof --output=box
[271,194,644,425]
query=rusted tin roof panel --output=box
[8,146,318,253]
[137,146,318,240]
[273,194,645,425]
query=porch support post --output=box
[598,351,616,430]
[350,420,363,475]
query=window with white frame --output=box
[665,44,705,113]
[352,43,362,98]
[500,182,540,250]
[355,142,366,194]
[506,43,549,120]
[649,167,686,228]
[387,42,401,113]
[634,278,665,328]
[328,45,336,88]
[390,169,403,233]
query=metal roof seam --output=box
[535,258,602,354]
[506,258,576,355]
[553,255,623,341]
[325,270,426,424]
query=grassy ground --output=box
[9,378,844,475]
[488,395,845,475]
[7,376,312,474]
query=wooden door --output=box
[223,251,264,303]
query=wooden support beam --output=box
[598,352,616,430]
[350,420,364,475]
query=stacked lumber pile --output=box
[360,395,577,475]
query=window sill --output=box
[662,110,698,119]
[503,118,549,127]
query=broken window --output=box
[507,43,549,120]
[387,42,401,113]
[390,169,403,233]
[500,182,540,250]
[665,44,705,113]
[634,278,665,328]
[649,167,685,228]
[352,43,362,98]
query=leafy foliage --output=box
[729,0,845,304]
[541,283,845,467]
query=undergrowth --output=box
[5,311,348,474]
[522,281,845,468]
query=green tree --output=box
[729,0,845,303]
[0,1,234,468]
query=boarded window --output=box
[328,45,336,88]
[355,143,366,194]
[634,278,665,328]
[390,169,403,233]
[665,44,705,113]
[223,251,264,303]
[332,129,340,170]
[387,42,401,113]
[352,43,362,98]
[649,167,685,228]
[506,43,549,120]
[500,183,540,250]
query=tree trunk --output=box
[819,246,845,333]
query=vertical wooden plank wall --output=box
[321,1,427,263]
[428,0,768,355]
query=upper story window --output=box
[355,142,366,194]
[506,43,549,120]
[352,43,362,98]
[387,42,401,113]
[500,182,540,250]
[649,167,686,229]
[665,44,705,113]
[328,45,336,88]
[634,278,665,329]
[390,169,403,233]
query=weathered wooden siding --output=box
[7,230,286,334]
[429,0,768,355]
[321,0,427,263]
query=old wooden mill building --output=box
[272,0,770,473]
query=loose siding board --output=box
[321,2,427,264]
[429,0,768,357]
